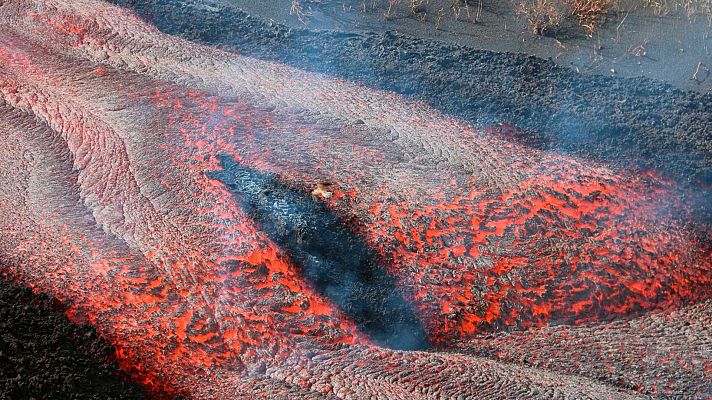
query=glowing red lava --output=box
[0,0,709,398]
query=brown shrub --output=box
[563,0,618,34]
[515,0,566,34]
[515,0,618,35]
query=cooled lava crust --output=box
[0,0,710,398]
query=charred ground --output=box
[0,281,148,400]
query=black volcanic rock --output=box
[0,282,147,400]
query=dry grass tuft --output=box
[358,0,484,22]
[515,0,618,35]
[565,0,619,34]
[638,0,712,23]
[515,0,565,34]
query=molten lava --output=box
[0,0,709,398]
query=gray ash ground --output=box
[0,281,148,400]
[228,0,712,93]
[2,0,711,398]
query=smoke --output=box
[209,155,430,351]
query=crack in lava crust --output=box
[209,158,430,351]
[0,0,710,398]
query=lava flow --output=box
[0,0,709,398]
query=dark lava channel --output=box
[209,155,430,351]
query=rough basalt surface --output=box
[0,281,148,399]
[0,0,709,399]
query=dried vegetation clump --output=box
[515,0,712,35]
[514,0,566,34]
[515,0,619,35]
[639,0,712,22]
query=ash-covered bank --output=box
[114,0,711,192]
